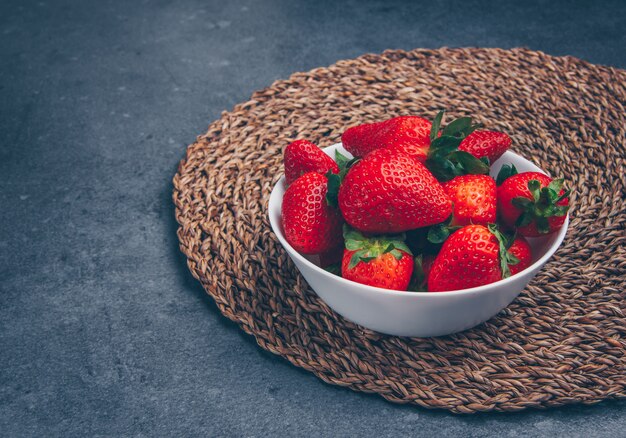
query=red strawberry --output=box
[428,224,524,292]
[281,172,343,254]
[459,130,512,163]
[508,236,532,276]
[341,116,432,162]
[442,174,496,226]
[284,139,339,186]
[341,227,413,290]
[496,169,570,237]
[337,148,452,233]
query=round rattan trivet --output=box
[173,48,625,413]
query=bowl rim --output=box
[268,146,569,298]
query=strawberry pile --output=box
[280,112,571,292]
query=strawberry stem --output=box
[496,164,518,185]
[426,214,462,244]
[343,225,412,268]
[430,110,445,141]
[326,151,359,208]
[442,117,476,137]
[487,223,519,279]
[425,111,488,182]
[325,171,341,208]
[323,263,341,276]
[407,255,428,292]
[512,179,571,233]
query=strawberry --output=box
[284,139,339,186]
[409,174,496,248]
[459,130,512,163]
[508,236,532,276]
[281,172,343,254]
[496,166,570,237]
[341,116,432,162]
[428,224,525,292]
[336,148,452,233]
[442,174,497,226]
[341,227,413,290]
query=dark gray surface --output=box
[1,0,625,436]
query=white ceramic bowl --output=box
[268,143,569,337]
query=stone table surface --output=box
[1,0,624,436]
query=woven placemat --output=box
[173,48,626,413]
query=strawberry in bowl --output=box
[268,112,570,337]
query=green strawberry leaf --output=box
[512,197,534,209]
[487,223,515,279]
[553,205,570,216]
[325,171,342,208]
[442,116,472,138]
[547,178,564,194]
[323,263,341,276]
[535,216,550,234]
[407,255,428,292]
[360,256,378,263]
[542,186,558,203]
[427,225,450,244]
[556,189,571,203]
[507,253,520,266]
[440,115,482,138]
[425,157,462,181]
[544,205,557,217]
[383,243,395,254]
[335,150,351,170]
[343,225,413,268]
[388,240,412,255]
[496,164,518,185]
[425,110,493,182]
[528,180,542,202]
[426,215,461,244]
[348,249,366,269]
[515,211,534,227]
[426,130,488,181]
[345,239,364,251]
[424,159,445,179]
[450,150,490,175]
[468,123,484,134]
[343,225,368,250]
[343,158,360,174]
[326,153,359,208]
[509,178,571,233]
[343,224,367,242]
[503,229,517,250]
[429,135,463,156]
[389,249,404,260]
[430,110,445,141]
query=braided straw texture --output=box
[173,48,625,413]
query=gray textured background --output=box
[1,0,625,436]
